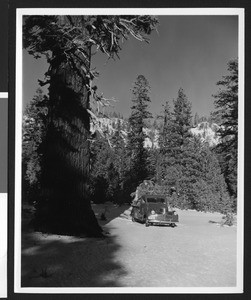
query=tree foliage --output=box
[86,86,232,213]
[22,88,48,203]
[213,59,238,200]
[90,120,130,204]
[172,88,193,146]
[158,100,172,151]
[127,75,153,191]
[23,15,158,102]
[149,88,231,212]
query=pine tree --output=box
[213,59,238,200]
[110,119,130,203]
[22,88,48,203]
[178,136,203,208]
[159,88,192,169]
[23,15,158,236]
[173,135,231,212]
[127,75,152,191]
[173,88,193,145]
[158,101,172,151]
[151,90,193,206]
[89,119,130,205]
[155,100,172,183]
[163,88,192,165]
[161,89,193,208]
[89,134,111,203]
[112,121,128,180]
[193,145,231,212]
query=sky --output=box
[23,15,238,119]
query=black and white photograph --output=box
[15,8,244,293]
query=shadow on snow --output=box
[21,206,128,287]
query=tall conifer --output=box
[127,75,152,190]
[213,59,238,199]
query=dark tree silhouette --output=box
[213,59,238,200]
[23,15,158,236]
[127,75,152,191]
[156,100,172,182]
[22,88,48,204]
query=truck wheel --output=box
[132,215,135,222]
[145,220,150,227]
[171,223,176,228]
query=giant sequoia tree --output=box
[23,15,158,236]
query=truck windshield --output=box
[147,198,165,203]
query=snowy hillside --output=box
[90,117,159,148]
[90,117,220,148]
[190,122,220,147]
[143,128,159,148]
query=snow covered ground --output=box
[21,204,237,288]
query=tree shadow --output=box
[92,204,132,226]
[21,231,127,287]
[21,204,131,287]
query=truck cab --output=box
[131,194,179,227]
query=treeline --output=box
[23,60,238,214]
[89,61,238,213]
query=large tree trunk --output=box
[33,16,103,237]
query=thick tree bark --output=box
[33,17,103,237]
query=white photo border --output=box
[15,7,245,294]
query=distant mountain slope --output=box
[190,122,220,147]
[90,117,220,148]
